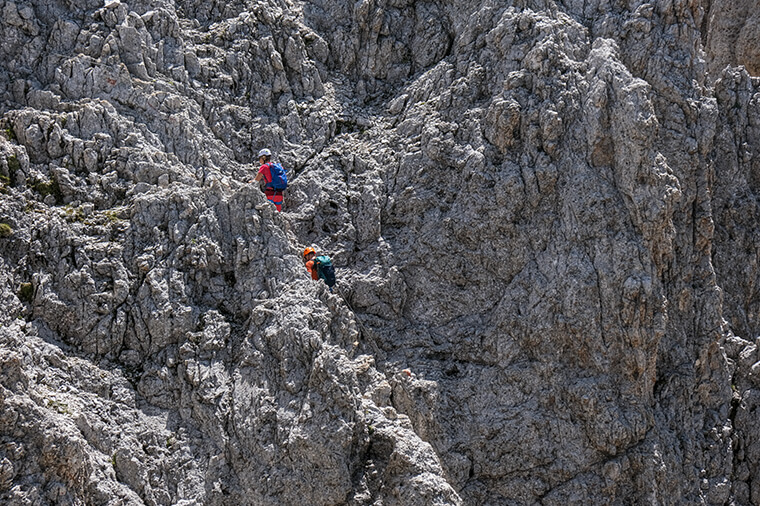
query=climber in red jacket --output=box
[252,148,287,211]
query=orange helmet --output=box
[303,247,315,258]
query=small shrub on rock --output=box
[18,282,33,303]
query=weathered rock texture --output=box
[1,0,759,504]
[704,0,760,78]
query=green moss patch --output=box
[31,177,62,204]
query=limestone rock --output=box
[1,0,760,505]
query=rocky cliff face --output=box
[1,0,759,504]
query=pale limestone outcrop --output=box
[1,0,760,505]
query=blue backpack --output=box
[265,162,288,190]
[314,255,336,288]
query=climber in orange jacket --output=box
[303,247,336,291]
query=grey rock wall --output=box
[1,0,759,504]
[704,0,760,78]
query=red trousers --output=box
[264,188,284,212]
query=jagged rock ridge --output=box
[1,0,760,505]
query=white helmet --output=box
[257,148,271,158]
